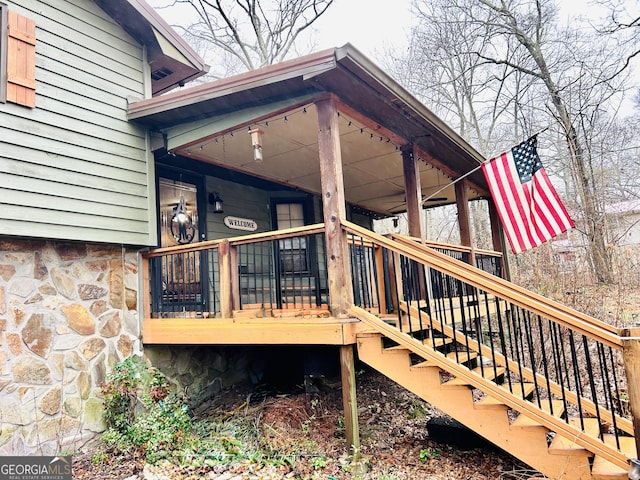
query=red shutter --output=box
[7,10,36,108]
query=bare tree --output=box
[594,0,640,78]
[398,0,639,284]
[155,0,334,78]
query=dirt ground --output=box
[72,368,536,479]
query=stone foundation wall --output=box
[144,345,260,407]
[0,238,141,455]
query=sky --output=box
[148,0,612,68]
[302,0,413,61]
[148,0,414,65]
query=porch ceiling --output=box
[130,44,489,216]
[172,104,465,214]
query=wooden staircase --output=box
[351,306,634,480]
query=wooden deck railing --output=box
[141,225,505,319]
[341,220,638,468]
[141,224,327,318]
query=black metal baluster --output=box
[523,311,541,406]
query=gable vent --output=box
[151,67,173,81]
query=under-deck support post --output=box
[620,327,640,459]
[340,345,360,455]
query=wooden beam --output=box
[335,100,409,148]
[455,180,474,266]
[316,95,353,316]
[402,144,425,241]
[142,317,364,345]
[340,345,360,456]
[621,327,640,459]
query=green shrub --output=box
[100,356,191,463]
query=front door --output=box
[154,170,208,315]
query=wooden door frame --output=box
[155,166,209,311]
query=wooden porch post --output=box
[401,144,425,241]
[218,240,239,317]
[455,179,475,266]
[316,95,353,316]
[488,201,510,280]
[402,144,427,300]
[316,95,358,457]
[140,253,150,320]
[620,327,640,459]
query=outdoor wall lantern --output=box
[249,128,264,162]
[209,192,224,214]
[629,458,640,480]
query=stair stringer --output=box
[356,332,593,480]
[350,306,628,478]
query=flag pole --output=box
[421,162,486,205]
[421,127,550,206]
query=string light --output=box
[189,104,403,153]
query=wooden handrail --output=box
[397,234,503,258]
[142,223,326,258]
[343,220,622,349]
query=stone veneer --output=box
[0,238,140,455]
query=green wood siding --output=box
[0,0,156,245]
[205,178,272,240]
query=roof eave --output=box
[128,47,338,121]
[332,44,486,166]
[96,0,209,93]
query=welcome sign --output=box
[224,216,258,232]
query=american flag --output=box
[481,136,574,254]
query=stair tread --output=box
[548,417,601,454]
[474,394,509,410]
[473,383,536,411]
[511,400,565,428]
[443,366,506,388]
[410,350,479,370]
[421,337,454,348]
[591,434,636,478]
[444,350,478,363]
